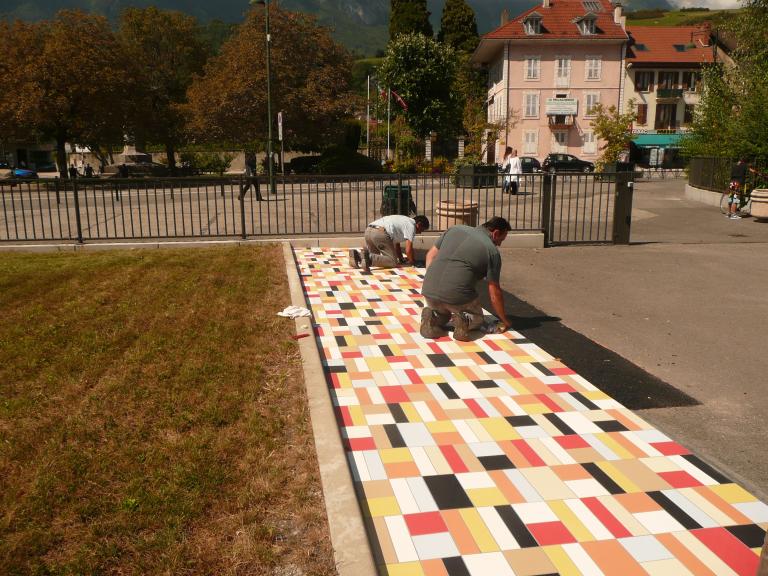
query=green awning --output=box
[632,133,682,147]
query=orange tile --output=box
[615,492,660,513]
[606,408,644,431]
[421,559,449,576]
[656,533,718,576]
[552,464,592,481]
[372,426,393,449]
[567,447,605,463]
[363,480,395,499]
[371,516,398,565]
[500,441,535,468]
[384,461,421,478]
[611,431,650,458]
[488,470,526,504]
[425,400,448,420]
[441,509,480,555]
[432,432,465,445]
[454,444,483,472]
[581,540,647,576]
[694,486,752,525]
[503,548,558,576]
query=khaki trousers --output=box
[424,296,485,331]
[364,226,398,268]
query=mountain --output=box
[1,0,676,55]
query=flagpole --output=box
[366,75,370,157]
[387,87,391,161]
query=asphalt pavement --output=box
[498,177,768,501]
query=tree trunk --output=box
[56,135,67,179]
[165,141,176,175]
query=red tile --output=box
[582,497,632,538]
[658,471,703,488]
[404,511,449,535]
[336,406,353,427]
[651,441,690,456]
[555,435,590,450]
[464,399,487,418]
[548,383,576,392]
[345,437,376,451]
[527,521,577,545]
[439,444,469,473]
[510,439,546,467]
[693,527,759,576]
[380,386,409,403]
[550,367,576,376]
[404,369,424,385]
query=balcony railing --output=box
[657,88,684,99]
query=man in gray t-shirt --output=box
[420,217,513,341]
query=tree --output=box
[185,6,355,151]
[377,33,460,138]
[0,12,130,178]
[589,101,637,171]
[437,0,479,54]
[119,7,210,172]
[389,0,433,41]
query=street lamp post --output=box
[255,0,276,195]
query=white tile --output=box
[497,396,526,415]
[384,515,419,562]
[343,425,371,439]
[463,552,515,576]
[366,413,396,425]
[582,434,621,461]
[390,478,420,514]
[661,490,718,528]
[504,469,543,502]
[619,535,674,562]
[477,507,520,550]
[517,425,550,439]
[538,437,577,465]
[669,456,719,486]
[406,477,439,512]
[363,450,387,481]
[734,500,768,523]
[562,543,605,576]
[349,452,368,482]
[475,398,501,417]
[412,532,459,560]
[565,479,610,498]
[397,423,435,447]
[557,411,603,434]
[634,510,685,534]
[411,447,437,476]
[632,429,672,444]
[450,381,484,399]
[454,420,480,443]
[564,499,614,540]
[468,441,505,457]
[413,401,436,422]
[512,501,558,524]
[457,471,495,490]
[367,387,385,404]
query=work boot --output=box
[420,307,448,339]
[361,248,371,273]
[452,312,472,342]
[348,249,361,269]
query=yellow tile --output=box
[380,448,414,464]
[459,508,499,553]
[481,417,520,441]
[348,405,367,426]
[521,403,551,415]
[384,562,425,576]
[424,445,452,475]
[425,420,457,434]
[334,373,353,388]
[467,487,509,507]
[596,433,634,460]
[366,357,392,372]
[597,461,641,493]
[710,483,758,504]
[401,403,422,423]
[543,545,581,576]
[467,419,493,442]
[366,496,401,517]
[549,501,594,542]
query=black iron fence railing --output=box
[0,172,631,246]
[688,157,768,192]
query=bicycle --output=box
[720,183,753,217]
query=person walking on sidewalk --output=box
[727,157,755,219]
[349,214,430,273]
[420,217,514,341]
[501,147,521,194]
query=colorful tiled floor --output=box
[296,248,767,576]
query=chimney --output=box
[501,8,509,25]
[613,1,623,25]
[543,0,550,8]
[692,23,712,47]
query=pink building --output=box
[472,0,629,165]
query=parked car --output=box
[519,156,541,173]
[542,153,595,173]
[0,161,11,179]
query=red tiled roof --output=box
[626,26,715,64]
[483,0,628,41]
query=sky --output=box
[669,0,741,8]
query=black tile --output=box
[595,420,629,432]
[726,524,767,549]
[326,365,347,373]
[571,392,599,410]
[532,361,555,376]
[473,380,498,389]
[478,455,515,471]
[506,415,537,427]
[582,462,625,494]
[495,505,538,548]
[335,335,347,347]
[379,345,394,357]
[337,318,348,327]
[647,491,700,530]
[512,337,532,344]
[682,454,732,484]
[384,424,406,448]
[442,556,471,576]
[364,320,383,325]
[358,326,370,335]
[339,302,356,309]
[428,354,455,368]
[543,413,576,435]
[438,382,459,400]
[424,475,473,509]
[476,352,495,364]
[388,403,409,423]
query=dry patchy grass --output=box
[0,246,335,575]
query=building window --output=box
[636,103,648,125]
[585,56,602,80]
[555,56,572,87]
[583,131,597,154]
[655,103,677,130]
[635,70,654,92]
[579,18,596,35]
[584,92,600,116]
[524,92,539,118]
[523,130,538,154]
[684,104,695,125]
[488,61,503,86]
[552,131,568,152]
[525,56,540,80]
[682,71,701,92]
[658,71,678,89]
[524,16,542,35]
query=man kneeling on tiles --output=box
[349,214,430,273]
[420,216,514,341]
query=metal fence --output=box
[688,156,768,192]
[0,172,630,246]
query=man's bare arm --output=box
[404,240,415,264]
[425,245,439,269]
[488,281,512,330]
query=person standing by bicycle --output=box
[728,157,755,219]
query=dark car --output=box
[10,167,38,179]
[519,156,541,173]
[542,153,595,173]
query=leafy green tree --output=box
[377,32,460,138]
[680,64,737,158]
[437,0,479,54]
[119,7,210,172]
[389,0,433,41]
[589,100,637,171]
[0,12,130,177]
[186,5,355,151]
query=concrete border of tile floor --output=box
[281,242,378,576]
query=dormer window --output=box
[523,14,542,35]
[574,14,597,35]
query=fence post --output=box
[540,174,555,247]
[72,178,84,244]
[397,172,403,214]
[612,172,634,245]
[55,178,61,205]
[239,181,247,240]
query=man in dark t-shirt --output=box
[420,217,513,341]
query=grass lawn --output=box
[0,246,335,575]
